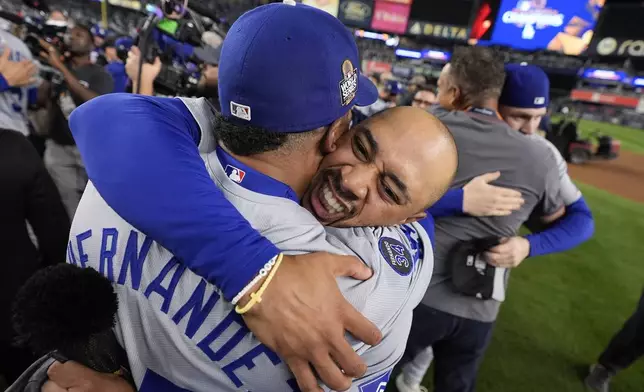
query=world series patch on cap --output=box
[450,237,508,302]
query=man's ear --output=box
[452,86,465,109]
[321,110,351,154]
[399,211,427,225]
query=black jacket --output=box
[0,129,70,339]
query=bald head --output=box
[366,106,457,203]
[302,106,458,227]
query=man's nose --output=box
[340,165,377,200]
[523,118,540,135]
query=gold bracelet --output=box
[235,253,284,314]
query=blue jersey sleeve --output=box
[427,188,464,219]
[525,196,594,257]
[417,213,435,248]
[69,94,280,302]
[28,87,38,106]
[0,73,9,92]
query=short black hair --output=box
[449,46,506,103]
[215,112,323,156]
[416,85,436,94]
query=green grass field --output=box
[406,182,644,392]
[566,119,644,155]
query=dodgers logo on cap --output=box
[225,165,246,184]
[379,237,413,276]
[358,369,391,392]
[339,59,358,106]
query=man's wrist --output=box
[232,253,281,306]
[522,235,533,257]
[59,64,72,79]
[220,246,281,302]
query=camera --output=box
[22,20,68,61]
[134,0,210,96]
[0,5,68,70]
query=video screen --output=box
[489,0,605,55]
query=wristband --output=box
[231,254,280,305]
[235,253,284,315]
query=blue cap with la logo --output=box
[218,0,378,133]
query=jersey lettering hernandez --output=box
[67,98,433,391]
[0,30,37,136]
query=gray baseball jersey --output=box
[420,107,564,323]
[67,98,433,392]
[528,134,581,206]
[0,30,36,136]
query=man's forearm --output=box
[132,77,155,96]
[60,65,98,103]
[427,188,464,218]
[525,197,594,257]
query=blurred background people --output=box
[102,36,130,93]
[411,87,438,109]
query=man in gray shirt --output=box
[398,46,565,392]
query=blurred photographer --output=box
[38,24,113,218]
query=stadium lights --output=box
[354,29,399,47]
[632,77,644,87]
[395,48,422,59]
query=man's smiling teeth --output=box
[322,183,345,214]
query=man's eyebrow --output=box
[359,125,379,155]
[384,172,411,203]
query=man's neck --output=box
[221,144,319,198]
[469,98,499,111]
[70,55,91,68]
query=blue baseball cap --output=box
[499,63,550,109]
[114,37,134,51]
[218,1,378,133]
[91,24,108,39]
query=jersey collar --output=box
[216,146,300,203]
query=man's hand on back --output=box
[0,48,37,87]
[241,252,382,392]
[463,171,524,217]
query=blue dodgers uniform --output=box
[68,96,435,392]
